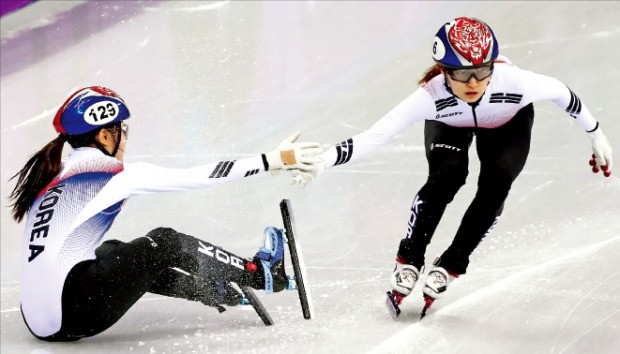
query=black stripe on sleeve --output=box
[209,160,236,178]
[586,122,599,133]
[244,169,260,177]
[261,154,269,171]
[334,138,354,166]
[566,88,582,118]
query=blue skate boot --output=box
[252,226,288,293]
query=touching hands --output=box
[290,159,326,187]
[588,128,612,177]
[266,132,323,172]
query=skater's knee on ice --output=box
[143,227,189,254]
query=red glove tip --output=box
[589,159,596,167]
[592,166,599,173]
[603,171,611,177]
[601,165,609,172]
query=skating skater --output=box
[290,17,613,313]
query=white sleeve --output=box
[73,155,266,227]
[321,88,435,169]
[120,156,266,195]
[520,70,598,132]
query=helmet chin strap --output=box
[93,127,121,157]
[444,78,454,96]
[110,127,122,157]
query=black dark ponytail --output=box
[9,136,66,222]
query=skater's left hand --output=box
[588,127,612,177]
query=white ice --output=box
[1,1,619,353]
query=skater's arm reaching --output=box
[73,133,321,226]
[291,88,435,186]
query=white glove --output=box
[265,132,323,172]
[291,159,325,187]
[588,127,612,177]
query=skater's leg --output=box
[50,227,259,340]
[52,235,189,340]
[397,120,473,270]
[146,227,258,286]
[146,226,289,295]
[149,268,242,307]
[437,104,535,274]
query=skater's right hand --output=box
[290,159,325,187]
[588,127,612,177]
[265,132,323,172]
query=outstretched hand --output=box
[588,128,612,177]
[266,132,323,172]
[290,159,326,187]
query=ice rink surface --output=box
[1,1,619,353]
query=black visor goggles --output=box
[105,123,128,140]
[445,63,494,83]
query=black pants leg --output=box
[46,227,256,340]
[397,120,473,270]
[437,104,535,274]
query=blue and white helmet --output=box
[53,86,130,135]
[432,17,499,68]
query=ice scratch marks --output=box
[554,270,620,353]
[516,180,554,203]
[370,236,620,353]
[558,305,619,354]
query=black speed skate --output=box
[244,199,317,324]
[252,226,289,293]
[208,199,315,326]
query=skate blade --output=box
[240,286,274,326]
[280,199,314,320]
[386,291,402,319]
[419,294,435,320]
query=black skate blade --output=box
[386,291,402,319]
[240,286,274,326]
[280,199,314,320]
[419,295,435,320]
[419,305,429,320]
